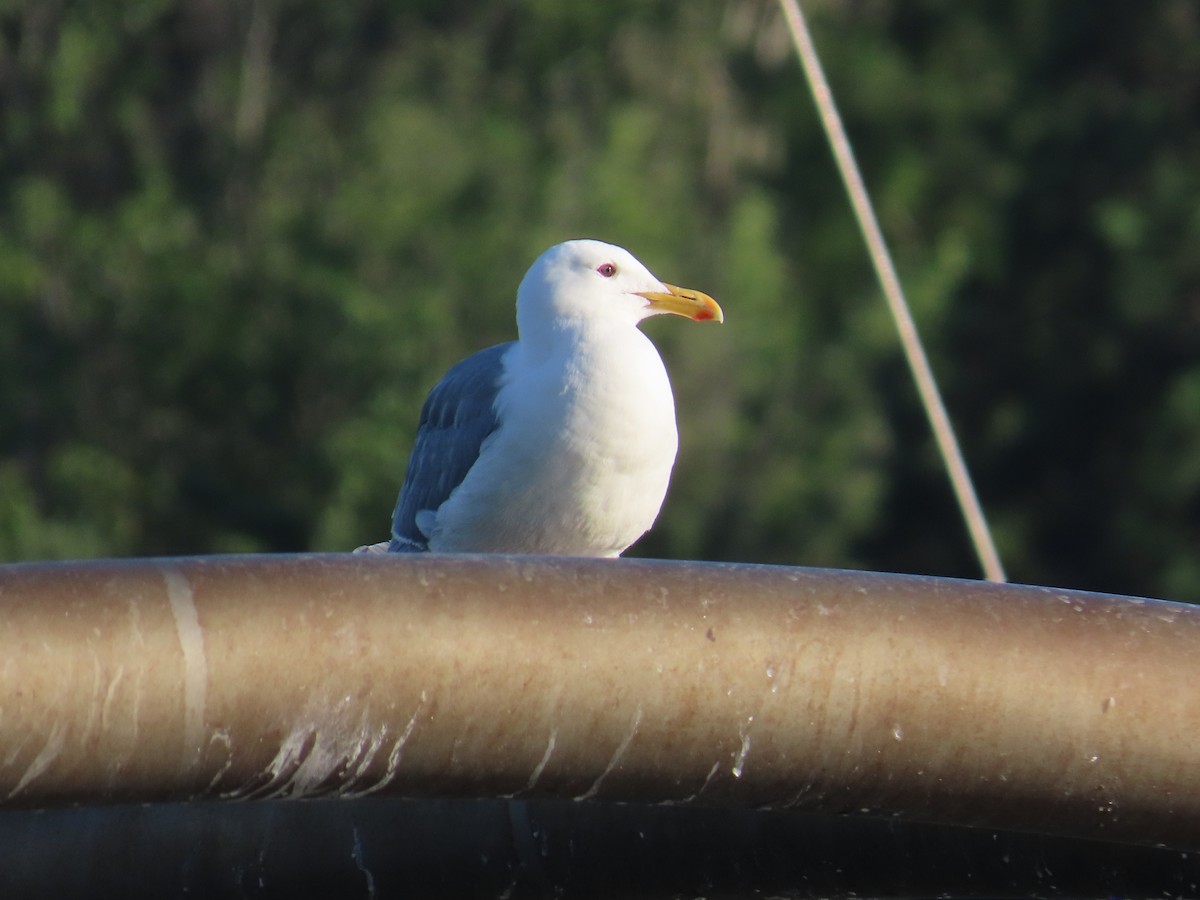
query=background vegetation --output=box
[1,0,1197,602]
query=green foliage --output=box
[0,0,1197,603]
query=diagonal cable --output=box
[776,0,1006,582]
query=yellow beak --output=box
[634,283,724,323]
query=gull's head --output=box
[516,240,723,337]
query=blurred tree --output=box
[0,0,1195,603]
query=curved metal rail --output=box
[0,555,1196,850]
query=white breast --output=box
[426,327,678,556]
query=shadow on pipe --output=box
[0,798,1196,899]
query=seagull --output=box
[356,239,722,557]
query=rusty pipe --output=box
[0,555,1196,847]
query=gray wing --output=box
[388,342,512,552]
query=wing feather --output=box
[388,342,512,552]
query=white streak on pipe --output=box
[731,715,754,779]
[525,730,558,793]
[161,566,207,769]
[205,729,234,794]
[576,709,642,801]
[676,760,723,804]
[99,666,125,733]
[347,725,391,787]
[503,729,559,798]
[7,723,66,800]
[349,691,428,798]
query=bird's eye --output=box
[596,262,617,278]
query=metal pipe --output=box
[0,555,1196,848]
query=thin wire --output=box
[776,0,1006,583]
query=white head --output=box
[515,240,722,342]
